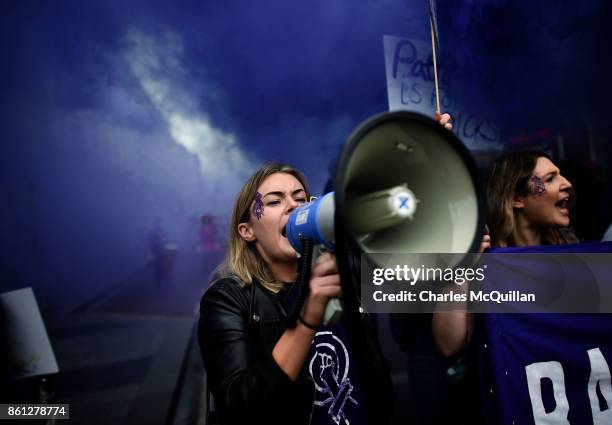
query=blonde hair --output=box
[225,163,309,292]
[487,150,576,247]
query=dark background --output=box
[2,0,611,310]
[1,1,611,422]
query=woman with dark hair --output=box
[198,162,391,425]
[486,150,577,248]
[433,149,577,356]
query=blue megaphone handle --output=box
[285,193,343,326]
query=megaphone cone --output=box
[285,111,484,325]
[335,111,484,261]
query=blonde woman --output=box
[198,163,392,425]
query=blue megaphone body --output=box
[285,184,419,252]
[284,186,420,324]
[285,192,336,252]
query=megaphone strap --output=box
[285,237,314,327]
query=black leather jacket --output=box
[198,276,393,425]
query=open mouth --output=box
[281,225,287,238]
[555,197,570,213]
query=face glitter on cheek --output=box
[253,192,264,220]
[530,176,547,196]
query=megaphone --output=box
[285,111,484,324]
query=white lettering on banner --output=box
[587,348,612,425]
[525,361,571,425]
[525,348,612,424]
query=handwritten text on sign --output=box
[384,35,500,150]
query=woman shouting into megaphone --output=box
[199,113,453,425]
[198,163,391,425]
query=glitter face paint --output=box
[253,192,264,220]
[530,175,547,196]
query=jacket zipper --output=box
[307,375,315,425]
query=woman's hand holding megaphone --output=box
[299,252,342,330]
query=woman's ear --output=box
[238,222,256,242]
[512,194,525,209]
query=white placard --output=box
[0,288,59,379]
[383,35,502,150]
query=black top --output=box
[198,276,394,425]
[198,277,314,425]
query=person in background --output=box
[199,213,222,278]
[434,150,576,355]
